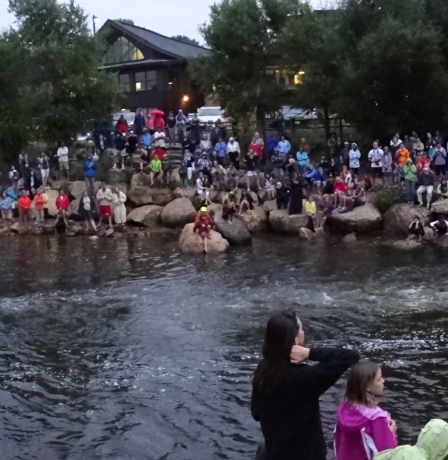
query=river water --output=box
[0,235,447,460]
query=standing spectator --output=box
[435,130,444,146]
[33,187,45,227]
[250,132,265,163]
[126,131,138,165]
[301,137,310,153]
[195,172,205,197]
[184,152,195,187]
[115,114,128,133]
[149,156,162,187]
[161,153,173,187]
[134,109,146,146]
[382,146,393,186]
[433,143,447,177]
[266,134,279,160]
[417,164,435,209]
[0,192,13,223]
[328,132,336,156]
[200,132,211,155]
[276,182,289,210]
[389,133,402,157]
[55,190,70,228]
[305,195,317,232]
[18,191,32,222]
[425,132,433,152]
[42,188,49,219]
[415,152,431,174]
[339,141,350,167]
[289,172,303,215]
[78,190,97,232]
[214,138,227,166]
[18,152,28,178]
[349,143,361,174]
[154,127,166,150]
[114,132,126,168]
[403,158,418,204]
[112,187,127,227]
[296,148,309,173]
[412,137,425,157]
[368,141,384,188]
[141,129,152,150]
[96,183,114,229]
[57,142,70,180]
[176,110,188,143]
[9,166,19,188]
[166,111,176,145]
[153,113,165,132]
[244,150,261,192]
[227,137,241,170]
[146,114,155,132]
[277,135,291,159]
[83,154,96,195]
[38,152,50,187]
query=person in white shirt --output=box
[368,141,384,188]
[112,187,127,227]
[96,182,114,229]
[195,172,205,197]
[348,143,361,174]
[227,137,241,170]
[430,217,448,237]
[153,128,166,149]
[57,142,70,179]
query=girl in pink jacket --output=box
[334,360,398,460]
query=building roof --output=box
[100,20,210,60]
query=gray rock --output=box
[262,200,277,214]
[392,240,422,250]
[239,207,268,233]
[179,223,229,254]
[161,198,196,228]
[327,204,382,233]
[126,205,162,227]
[384,203,431,236]
[214,213,252,246]
[430,199,448,215]
[342,233,357,243]
[127,186,174,206]
[269,210,309,234]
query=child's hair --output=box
[345,360,380,407]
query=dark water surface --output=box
[0,235,447,460]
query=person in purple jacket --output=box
[334,360,398,460]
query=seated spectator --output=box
[436,178,448,200]
[408,216,424,242]
[141,129,152,150]
[332,176,347,208]
[222,191,237,223]
[417,165,435,209]
[239,189,255,216]
[153,145,165,161]
[55,190,70,228]
[161,154,173,187]
[430,216,448,237]
[304,195,317,232]
[211,160,227,191]
[193,207,212,253]
[322,174,335,199]
[309,167,326,194]
[318,196,335,229]
[195,172,205,197]
[149,156,162,187]
[339,183,366,213]
[198,154,213,184]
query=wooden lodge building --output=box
[97,20,210,114]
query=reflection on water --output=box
[0,236,447,459]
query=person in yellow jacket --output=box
[304,195,317,232]
[374,419,448,460]
[42,189,49,219]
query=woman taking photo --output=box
[334,361,398,460]
[252,310,359,460]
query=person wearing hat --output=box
[193,207,212,253]
[403,158,418,203]
[276,181,290,210]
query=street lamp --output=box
[93,15,98,35]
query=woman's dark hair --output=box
[253,309,299,393]
[345,360,380,407]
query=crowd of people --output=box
[252,309,448,460]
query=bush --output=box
[373,186,405,214]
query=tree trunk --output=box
[256,106,266,135]
[323,106,331,140]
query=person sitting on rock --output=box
[112,187,127,228]
[161,154,173,187]
[339,182,366,214]
[195,172,205,198]
[222,191,237,223]
[212,160,227,191]
[225,163,239,191]
[193,207,212,253]
[417,164,435,210]
[55,190,70,229]
[239,189,255,216]
[318,196,335,229]
[96,182,114,229]
[276,181,290,210]
[153,145,165,161]
[430,215,448,237]
[304,195,317,232]
[141,128,152,151]
[332,176,347,208]
[436,178,448,200]
[198,154,213,185]
[149,156,162,187]
[408,216,424,242]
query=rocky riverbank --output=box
[2,165,448,251]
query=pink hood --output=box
[338,402,391,431]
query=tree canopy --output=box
[193,0,448,140]
[171,35,200,46]
[0,0,118,162]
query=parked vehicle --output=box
[281,106,317,120]
[197,106,226,123]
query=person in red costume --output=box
[55,190,70,229]
[115,115,128,134]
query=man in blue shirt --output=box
[214,138,227,166]
[276,135,291,159]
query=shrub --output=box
[373,186,405,214]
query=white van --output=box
[197,106,225,123]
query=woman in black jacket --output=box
[251,310,359,460]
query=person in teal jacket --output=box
[374,419,448,460]
[296,149,309,172]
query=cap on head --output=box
[199,207,207,213]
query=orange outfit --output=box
[34,193,44,211]
[18,196,31,211]
[396,148,410,166]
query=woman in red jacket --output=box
[55,190,70,228]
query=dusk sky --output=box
[0,0,323,44]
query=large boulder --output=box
[127,186,174,206]
[384,203,431,236]
[108,168,131,186]
[179,223,229,254]
[173,187,196,200]
[432,236,448,248]
[67,198,80,217]
[126,205,162,227]
[69,180,101,199]
[327,203,383,233]
[262,200,277,214]
[239,207,268,233]
[430,199,448,215]
[269,210,309,234]
[131,172,151,188]
[161,198,196,227]
[214,213,252,246]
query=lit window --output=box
[135,71,157,92]
[294,73,304,85]
[103,37,144,64]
